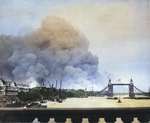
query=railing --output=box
[0,107,150,123]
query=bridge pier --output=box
[129,79,135,98]
[107,79,113,97]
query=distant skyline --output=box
[0,0,149,92]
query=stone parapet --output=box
[0,107,149,123]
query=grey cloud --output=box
[0,16,100,88]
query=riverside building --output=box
[0,77,29,96]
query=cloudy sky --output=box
[0,0,149,92]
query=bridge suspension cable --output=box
[134,85,147,94]
[99,86,108,93]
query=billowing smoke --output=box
[0,16,100,89]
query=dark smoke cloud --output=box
[0,16,100,89]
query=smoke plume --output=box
[0,16,100,89]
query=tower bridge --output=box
[100,79,146,98]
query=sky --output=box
[0,0,150,92]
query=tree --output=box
[66,91,74,97]
[74,89,85,97]
[18,91,41,103]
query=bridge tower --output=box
[129,79,135,98]
[108,79,113,97]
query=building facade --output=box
[0,78,29,96]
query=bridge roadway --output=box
[110,83,130,86]
[0,107,149,123]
